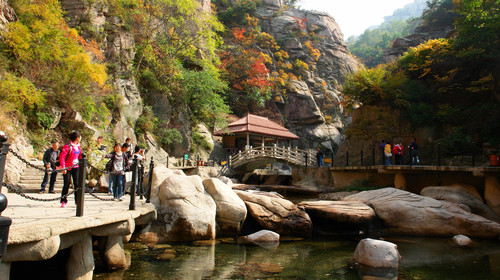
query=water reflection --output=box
[93,237,500,280]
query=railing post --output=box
[0,132,12,259]
[346,151,349,167]
[129,157,138,210]
[472,142,476,167]
[139,164,145,200]
[372,147,375,166]
[76,156,87,217]
[0,135,10,193]
[305,152,308,167]
[146,157,154,203]
[167,156,169,168]
[361,150,364,166]
[437,143,441,166]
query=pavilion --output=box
[215,113,299,154]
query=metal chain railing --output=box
[3,182,74,202]
[85,186,116,201]
[9,148,77,173]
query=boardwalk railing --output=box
[229,144,316,168]
[334,142,492,167]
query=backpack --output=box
[105,153,115,172]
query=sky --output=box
[299,0,416,38]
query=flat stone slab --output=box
[298,200,376,223]
[1,191,156,244]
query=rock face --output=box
[353,238,401,269]
[256,5,360,151]
[202,178,247,236]
[0,0,16,30]
[151,175,217,242]
[344,188,500,238]
[382,12,455,63]
[235,190,312,237]
[421,185,500,223]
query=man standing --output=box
[379,140,386,165]
[409,138,419,166]
[316,147,324,167]
[40,140,60,194]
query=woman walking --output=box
[106,143,129,201]
[59,131,82,208]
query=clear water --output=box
[93,236,500,280]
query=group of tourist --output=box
[379,138,419,166]
[39,131,145,207]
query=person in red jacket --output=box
[59,131,82,208]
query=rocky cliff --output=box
[255,2,360,152]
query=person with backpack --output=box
[393,143,404,165]
[59,131,82,208]
[40,140,60,194]
[105,143,129,201]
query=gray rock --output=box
[150,175,217,242]
[235,190,312,236]
[452,234,472,247]
[344,188,500,238]
[421,185,500,222]
[202,178,247,236]
[353,238,401,268]
[299,200,376,223]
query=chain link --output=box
[85,187,116,201]
[3,182,74,202]
[8,148,77,173]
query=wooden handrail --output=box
[229,145,316,168]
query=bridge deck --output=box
[1,191,156,245]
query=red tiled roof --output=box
[215,114,299,139]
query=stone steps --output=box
[12,160,66,193]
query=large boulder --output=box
[298,200,376,223]
[202,178,247,236]
[421,185,500,223]
[149,164,174,206]
[148,175,216,242]
[299,200,375,236]
[234,190,312,237]
[344,188,500,238]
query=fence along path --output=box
[229,144,316,168]
[1,141,155,217]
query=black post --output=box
[437,143,441,166]
[0,132,12,260]
[76,156,87,217]
[305,152,308,167]
[472,142,476,167]
[139,165,145,200]
[0,136,9,192]
[346,151,349,166]
[361,150,364,166]
[129,157,138,210]
[146,157,154,203]
[372,147,376,166]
